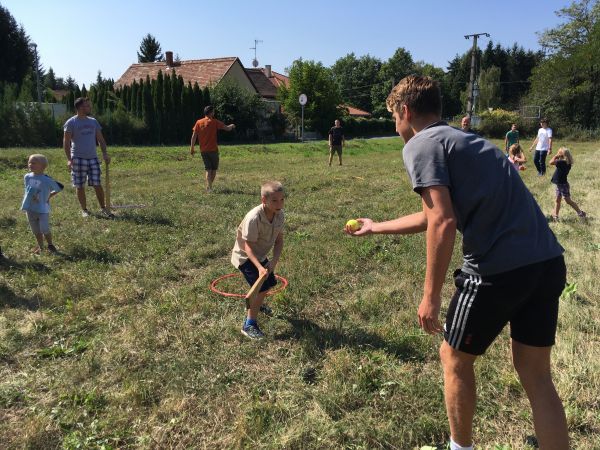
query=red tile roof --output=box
[245,68,278,98]
[267,70,289,89]
[343,104,372,117]
[114,57,240,89]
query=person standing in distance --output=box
[328,119,345,166]
[190,105,236,192]
[530,118,553,175]
[346,76,568,450]
[504,123,520,156]
[63,97,113,218]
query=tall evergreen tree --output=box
[142,75,155,140]
[0,4,34,85]
[202,86,211,108]
[192,82,203,119]
[137,33,163,63]
[153,71,164,142]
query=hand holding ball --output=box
[346,219,361,232]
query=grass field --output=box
[1,138,599,449]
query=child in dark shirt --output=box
[549,147,586,221]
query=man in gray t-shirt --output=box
[63,97,113,218]
[345,76,568,449]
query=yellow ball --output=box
[346,219,361,231]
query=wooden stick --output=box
[105,161,111,209]
[245,271,269,301]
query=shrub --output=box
[341,117,395,138]
[477,109,520,138]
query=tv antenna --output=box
[250,39,263,67]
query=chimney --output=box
[265,65,272,78]
[166,51,174,67]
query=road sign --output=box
[299,94,307,106]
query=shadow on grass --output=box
[275,316,426,362]
[0,216,17,229]
[0,283,40,311]
[61,246,121,264]
[0,256,51,274]
[112,210,174,227]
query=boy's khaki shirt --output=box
[231,204,284,268]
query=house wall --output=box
[223,62,257,94]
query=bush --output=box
[95,109,148,145]
[341,117,395,138]
[477,109,520,138]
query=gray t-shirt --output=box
[403,121,563,276]
[63,116,102,159]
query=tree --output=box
[137,33,163,63]
[44,67,57,90]
[279,59,341,135]
[370,48,415,117]
[0,4,34,85]
[477,66,501,111]
[210,79,264,139]
[332,53,382,112]
[528,0,600,128]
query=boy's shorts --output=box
[239,259,277,293]
[555,183,570,198]
[444,255,565,355]
[201,151,219,171]
[26,211,50,234]
[71,157,102,187]
[329,145,342,156]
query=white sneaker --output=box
[81,209,91,217]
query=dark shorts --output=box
[555,183,570,198]
[201,151,219,171]
[444,256,566,355]
[330,145,342,156]
[238,259,277,293]
[71,157,102,187]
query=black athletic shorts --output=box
[444,255,566,355]
[238,259,277,293]
[201,151,219,171]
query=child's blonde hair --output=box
[261,181,284,198]
[28,154,48,168]
[557,147,574,165]
[508,143,522,158]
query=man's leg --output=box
[512,340,569,450]
[76,187,87,210]
[93,185,106,209]
[338,148,342,166]
[328,151,333,166]
[540,152,548,175]
[533,151,541,174]
[440,341,478,447]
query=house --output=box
[343,104,372,118]
[115,51,281,112]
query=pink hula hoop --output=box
[210,273,289,298]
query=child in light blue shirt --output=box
[21,154,63,254]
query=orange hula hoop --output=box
[209,273,289,298]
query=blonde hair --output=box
[508,143,522,158]
[28,154,48,168]
[261,181,284,198]
[557,147,574,165]
[386,75,442,116]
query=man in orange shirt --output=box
[190,105,236,191]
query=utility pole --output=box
[30,42,42,103]
[464,33,490,118]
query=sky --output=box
[3,0,572,88]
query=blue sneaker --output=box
[241,323,265,340]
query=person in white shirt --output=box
[529,118,553,175]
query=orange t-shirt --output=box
[192,117,226,152]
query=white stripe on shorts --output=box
[448,274,482,348]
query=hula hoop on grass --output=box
[210,273,289,298]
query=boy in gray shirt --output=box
[346,76,568,450]
[63,97,113,218]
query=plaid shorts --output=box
[71,157,102,187]
[555,183,570,198]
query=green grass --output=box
[1,138,599,449]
